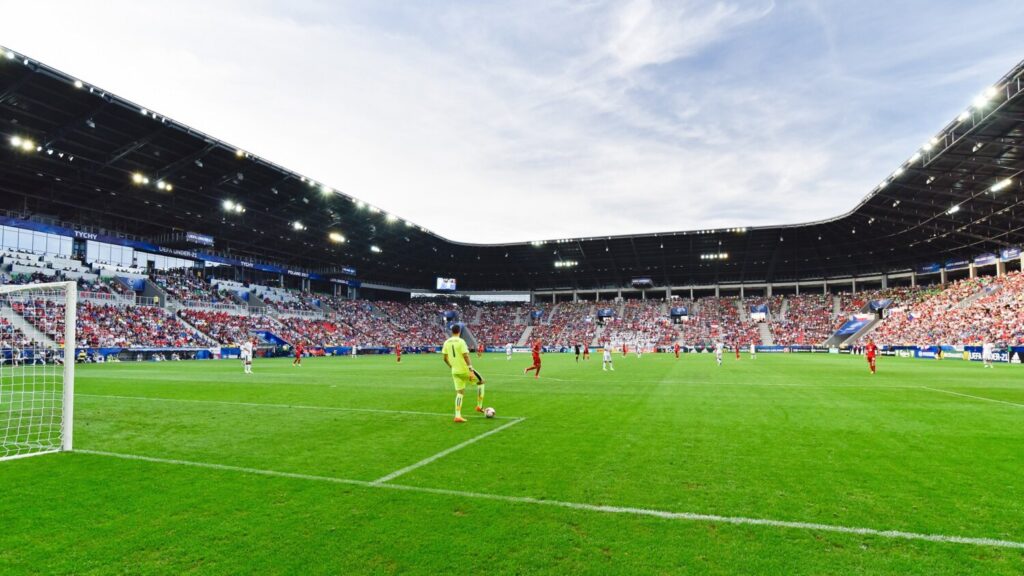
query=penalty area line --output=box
[76,393,522,420]
[371,417,527,484]
[920,387,1024,409]
[74,449,1024,551]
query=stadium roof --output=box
[2,46,1023,292]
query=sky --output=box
[2,0,1023,243]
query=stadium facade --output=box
[1,47,1023,299]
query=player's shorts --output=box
[452,372,474,391]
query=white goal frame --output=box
[0,280,77,461]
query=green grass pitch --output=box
[2,352,1023,574]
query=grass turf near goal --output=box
[1,352,1022,574]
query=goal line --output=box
[75,449,1024,551]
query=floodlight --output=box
[990,178,1012,193]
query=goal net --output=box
[0,281,76,461]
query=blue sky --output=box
[3,1,1023,243]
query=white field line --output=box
[522,376,934,390]
[76,393,522,420]
[372,417,527,484]
[75,449,1024,551]
[921,387,1024,409]
[0,449,61,462]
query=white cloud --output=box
[1,1,1022,243]
[606,0,773,73]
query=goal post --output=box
[0,281,77,461]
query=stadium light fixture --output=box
[957,110,971,122]
[10,136,35,153]
[385,214,398,223]
[328,232,346,243]
[946,205,961,215]
[370,245,382,253]
[909,152,921,164]
[892,167,905,177]
[321,184,332,195]
[355,200,365,209]
[292,221,306,231]
[131,172,145,184]
[990,178,1012,193]
[369,206,380,214]
[405,220,414,227]
[235,149,245,158]
[972,87,998,109]
[73,79,83,89]
[140,108,148,116]
[554,260,578,268]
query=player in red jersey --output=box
[524,339,542,378]
[622,343,628,357]
[477,342,484,358]
[395,343,402,363]
[735,342,741,360]
[293,342,304,367]
[865,339,878,374]
[674,342,681,359]
[582,343,590,360]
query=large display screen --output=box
[436,277,457,291]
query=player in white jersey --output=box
[240,339,254,374]
[982,342,994,368]
[715,342,724,366]
[602,347,614,371]
[749,342,756,359]
[506,342,513,360]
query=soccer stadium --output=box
[2,4,1024,574]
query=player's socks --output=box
[476,385,485,409]
[455,393,463,418]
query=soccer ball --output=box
[484,407,496,419]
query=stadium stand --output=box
[771,294,834,346]
[465,302,526,347]
[13,300,208,348]
[874,274,1024,346]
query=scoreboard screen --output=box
[436,277,457,291]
